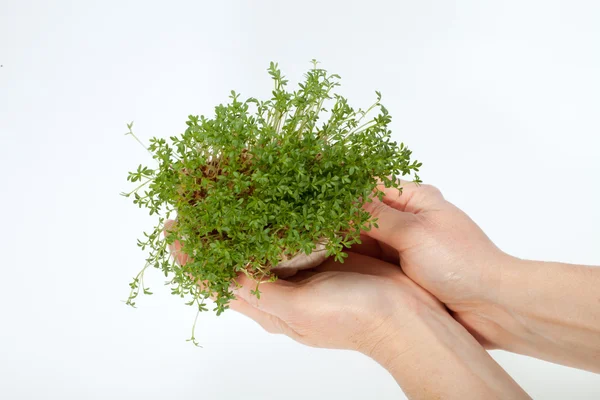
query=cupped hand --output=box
[228,251,446,356]
[164,218,532,397]
[164,227,447,356]
[359,182,511,347]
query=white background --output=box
[1,1,599,399]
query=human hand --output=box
[359,182,511,348]
[361,182,600,373]
[224,251,529,399]
[229,251,445,354]
[164,223,442,354]
[166,182,509,350]
[166,223,530,398]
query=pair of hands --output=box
[167,181,599,398]
[169,181,507,356]
[228,182,507,353]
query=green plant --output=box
[122,60,421,344]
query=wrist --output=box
[470,255,567,350]
[359,292,452,369]
[362,293,531,399]
[452,252,527,350]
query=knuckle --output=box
[271,315,289,334]
[261,314,286,335]
[404,212,426,232]
[420,183,443,198]
[368,200,390,218]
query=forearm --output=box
[367,305,530,400]
[485,257,600,372]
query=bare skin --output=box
[361,182,600,373]
[165,181,599,398]
[168,234,530,398]
[230,254,530,399]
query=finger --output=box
[228,297,290,335]
[348,233,383,259]
[313,251,402,278]
[169,239,191,266]
[164,221,210,293]
[284,270,319,283]
[163,220,191,265]
[363,197,425,252]
[376,180,445,214]
[350,233,399,264]
[232,274,297,318]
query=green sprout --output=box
[122,60,421,344]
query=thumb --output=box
[363,197,425,252]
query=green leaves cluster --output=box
[123,61,421,341]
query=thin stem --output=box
[348,119,377,136]
[354,101,379,126]
[120,179,152,197]
[126,261,151,306]
[188,307,202,347]
[125,124,154,157]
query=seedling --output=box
[122,61,421,344]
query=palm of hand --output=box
[230,252,444,352]
[166,227,445,352]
